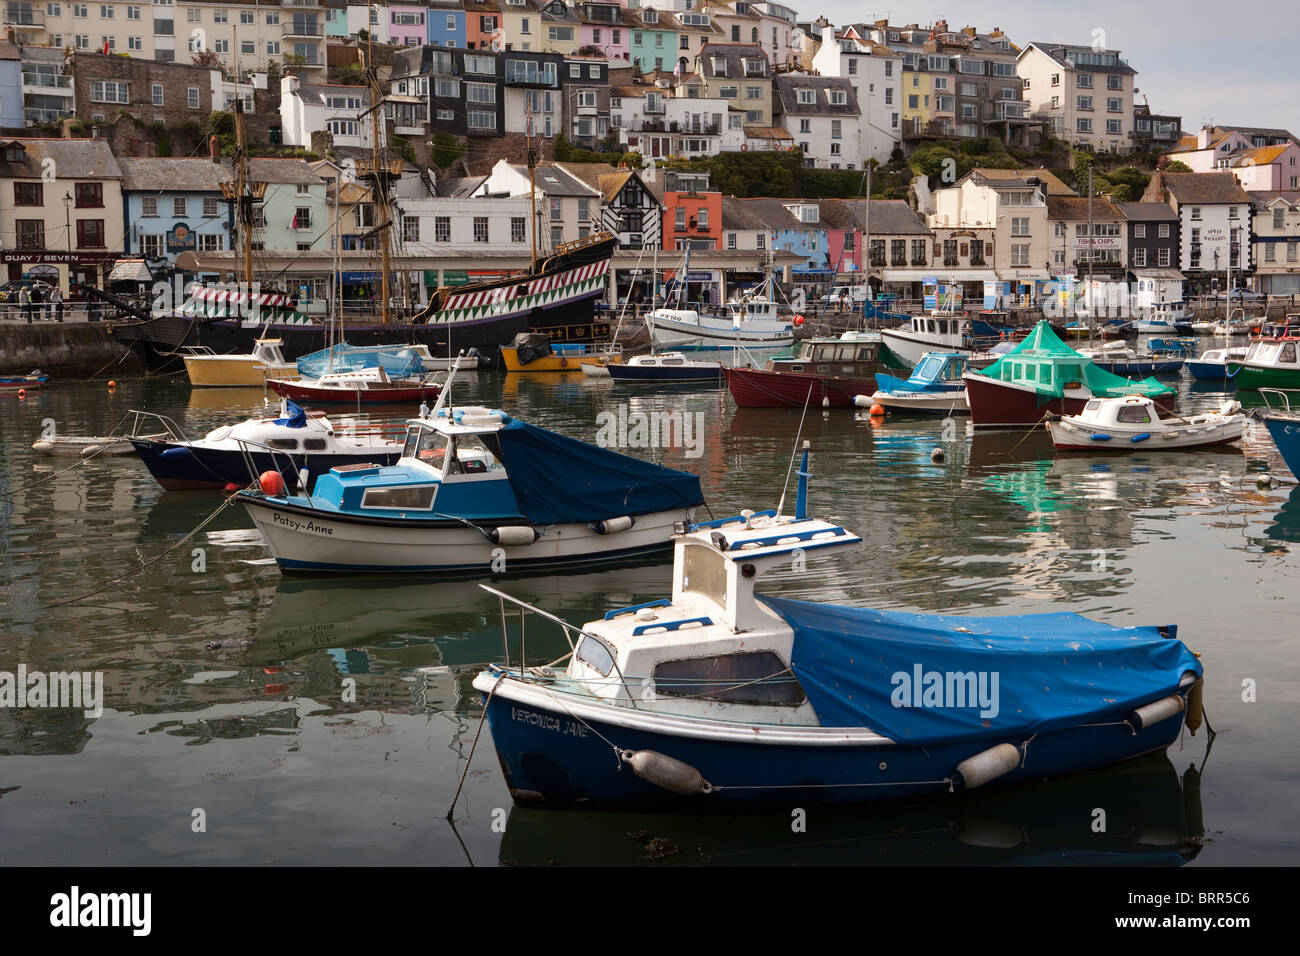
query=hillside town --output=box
[1,1,1298,314]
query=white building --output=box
[809,25,899,163]
[280,77,374,151]
[772,74,864,169]
[613,79,745,160]
[1017,41,1136,154]
[1144,171,1254,289]
[473,159,602,248]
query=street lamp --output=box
[63,191,73,291]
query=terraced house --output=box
[772,74,864,170]
[626,7,675,74]
[118,156,231,266]
[809,25,899,162]
[1251,192,1300,294]
[695,42,770,128]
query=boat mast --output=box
[1087,165,1094,332]
[527,109,538,268]
[363,27,392,326]
[863,161,871,324]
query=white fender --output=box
[489,526,538,546]
[955,742,1021,789]
[1127,694,1185,732]
[623,750,712,796]
[593,516,634,535]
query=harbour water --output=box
[1,370,1297,866]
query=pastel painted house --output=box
[577,1,630,60]
[627,9,676,74]
[426,0,467,47]
[388,4,429,47]
[242,159,329,253]
[118,158,233,272]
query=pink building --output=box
[1226,143,1300,191]
[577,1,629,60]
[388,4,429,47]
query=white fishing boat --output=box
[647,252,793,351]
[1047,395,1247,451]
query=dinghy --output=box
[1047,395,1247,451]
[471,447,1204,808]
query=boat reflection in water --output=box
[497,750,1209,867]
[1263,486,1300,547]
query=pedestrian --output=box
[19,285,32,324]
[31,283,44,320]
[51,285,64,323]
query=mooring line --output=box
[40,489,242,608]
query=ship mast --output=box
[363,26,393,325]
[527,113,539,269]
[220,23,264,294]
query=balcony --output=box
[644,100,665,115]
[282,19,324,37]
[3,7,43,25]
[23,72,73,93]
[671,121,719,135]
[281,0,322,6]
[995,101,1029,121]
[25,106,74,124]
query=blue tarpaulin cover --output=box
[494,419,704,525]
[763,596,1202,746]
[297,343,424,380]
[271,400,307,428]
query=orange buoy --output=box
[107,380,117,389]
[869,404,886,416]
[17,388,25,399]
[258,470,286,496]
[794,314,805,326]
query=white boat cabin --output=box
[1074,395,1162,428]
[1242,337,1300,369]
[560,510,862,725]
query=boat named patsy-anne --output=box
[238,401,704,574]
[470,446,1204,809]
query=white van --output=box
[826,285,869,308]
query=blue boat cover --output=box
[271,400,307,428]
[763,596,1202,746]
[296,343,424,380]
[493,419,704,525]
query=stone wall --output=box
[0,323,142,378]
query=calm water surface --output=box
[1,364,1297,866]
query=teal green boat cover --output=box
[978,322,1174,400]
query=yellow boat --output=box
[501,333,623,373]
[182,339,299,387]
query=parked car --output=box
[1213,288,1265,302]
[826,285,870,308]
[0,279,54,303]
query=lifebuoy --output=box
[741,143,749,151]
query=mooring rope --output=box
[40,489,242,608]
[444,671,508,821]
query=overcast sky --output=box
[815,1,1297,136]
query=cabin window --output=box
[303,438,327,451]
[1085,399,1101,411]
[652,650,806,706]
[267,439,299,450]
[836,345,856,361]
[1117,406,1152,424]
[1040,366,1052,386]
[663,358,684,366]
[681,543,726,606]
[361,485,438,510]
[1282,343,1297,364]
[576,635,614,676]
[447,434,496,474]
[857,347,875,361]
[405,427,447,465]
[1025,364,1036,381]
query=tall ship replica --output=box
[97,49,614,370]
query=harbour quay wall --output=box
[0,322,143,378]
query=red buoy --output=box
[224,482,240,491]
[794,314,805,326]
[107,380,117,389]
[17,388,25,399]
[259,470,286,496]
[869,403,886,417]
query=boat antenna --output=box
[775,386,814,517]
[429,352,463,419]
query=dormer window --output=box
[796,88,814,105]
[711,56,726,75]
[743,57,765,76]
[1,144,26,163]
[642,9,656,23]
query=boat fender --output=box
[1125,694,1185,734]
[1130,433,1150,443]
[931,446,945,462]
[1185,678,1204,736]
[81,444,101,456]
[594,515,634,535]
[206,425,232,442]
[956,818,1024,849]
[31,440,52,452]
[1089,433,1112,442]
[853,394,872,408]
[821,396,830,408]
[621,749,713,796]
[489,526,538,546]
[954,743,1021,790]
[161,446,192,459]
[559,357,569,368]
[299,468,310,490]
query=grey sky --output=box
[815,1,1298,137]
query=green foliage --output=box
[1164,159,1192,172]
[429,132,465,170]
[908,137,1020,189]
[554,133,643,170]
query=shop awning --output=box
[1132,268,1186,281]
[108,258,152,283]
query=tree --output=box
[429,133,465,170]
[1163,159,1192,173]
[192,49,225,70]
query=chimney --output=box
[1197,125,1212,150]
[821,25,836,47]
[209,135,220,162]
